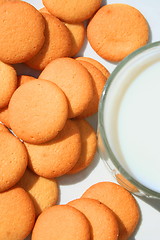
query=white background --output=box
[23,0,160,239]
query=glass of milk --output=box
[98,41,160,199]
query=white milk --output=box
[104,50,160,193]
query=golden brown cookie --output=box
[68,198,119,240]
[17,168,58,216]
[0,123,8,132]
[82,182,140,240]
[25,120,81,178]
[0,187,35,240]
[0,1,45,64]
[0,61,17,108]
[8,79,68,144]
[0,132,28,192]
[65,22,85,57]
[87,4,149,62]
[18,75,36,86]
[26,13,72,70]
[39,58,93,118]
[0,106,10,128]
[76,57,110,78]
[42,0,102,23]
[68,119,97,174]
[32,205,91,240]
[39,7,85,57]
[77,60,107,117]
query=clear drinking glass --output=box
[98,41,160,199]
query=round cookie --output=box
[64,22,85,57]
[39,58,93,118]
[0,106,10,128]
[25,120,81,178]
[0,132,28,192]
[26,13,72,70]
[42,0,102,23]
[39,8,85,57]
[40,7,85,58]
[77,60,107,117]
[68,198,119,240]
[82,182,140,240]
[68,119,97,174]
[18,75,36,86]
[0,61,17,108]
[76,57,110,78]
[87,4,149,62]
[8,79,68,144]
[32,205,91,240]
[0,123,8,132]
[0,187,35,240]
[0,1,45,64]
[17,168,58,216]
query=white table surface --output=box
[22,0,160,239]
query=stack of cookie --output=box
[0,57,104,239]
[0,2,108,239]
[0,0,149,68]
[0,64,99,239]
[0,0,149,239]
[31,181,140,240]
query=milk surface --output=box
[104,60,160,193]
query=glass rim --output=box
[98,41,160,198]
